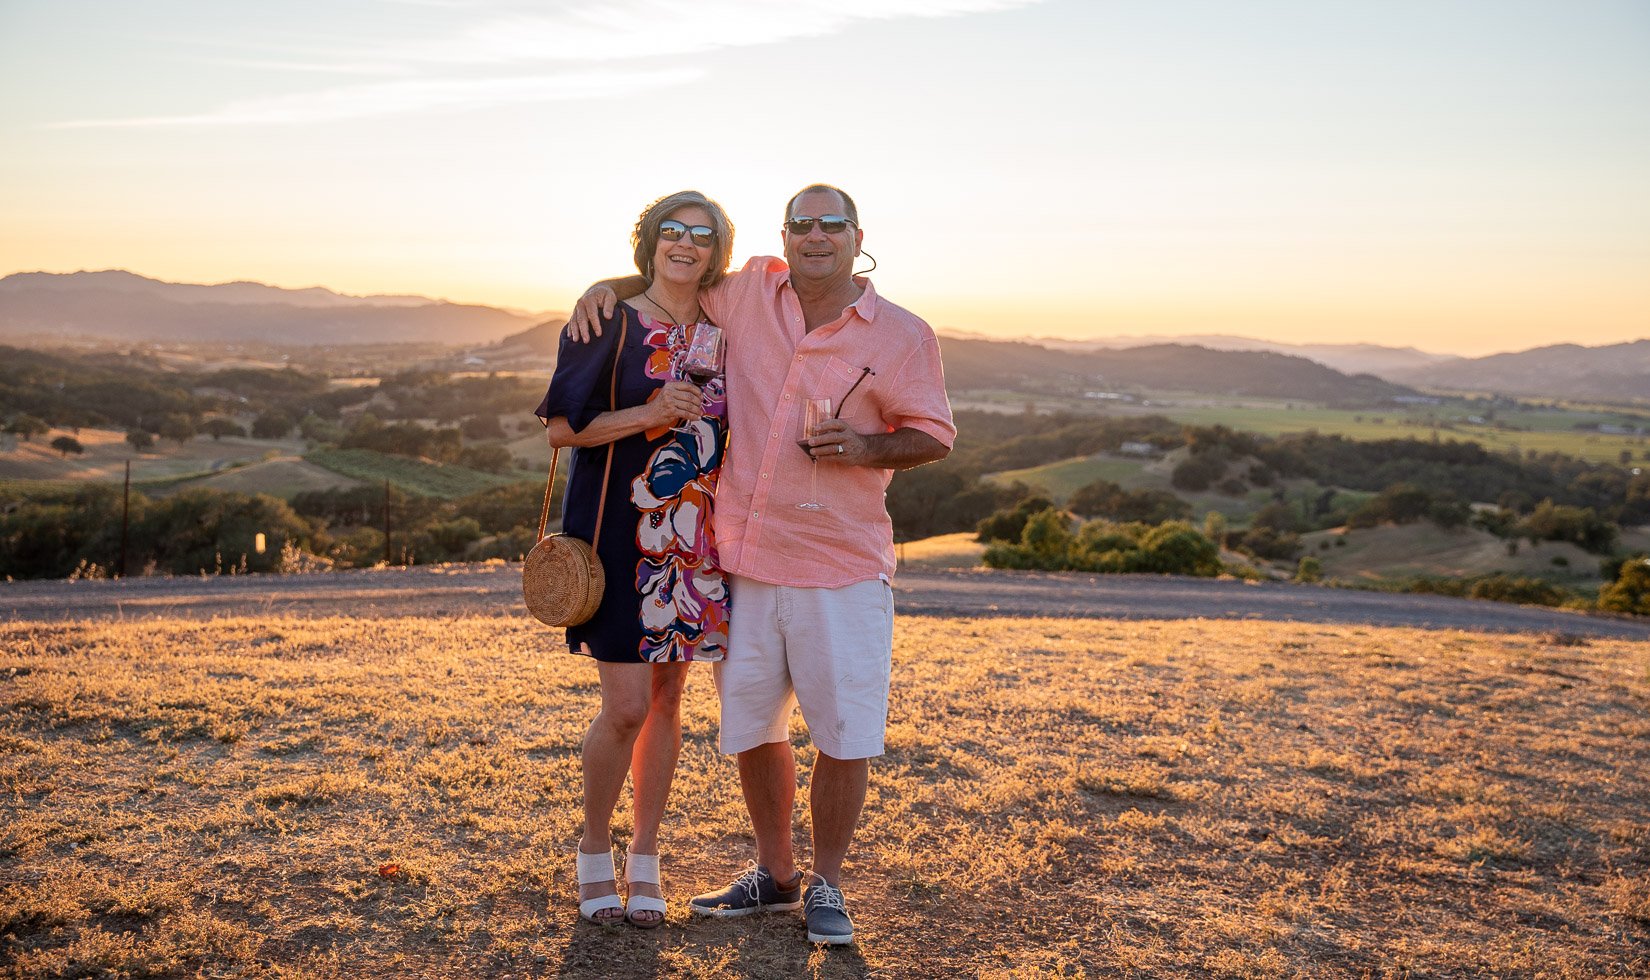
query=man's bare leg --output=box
[738,740,799,883]
[807,752,868,887]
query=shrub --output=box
[985,517,1220,577]
[1171,453,1226,492]
[5,413,51,441]
[1068,480,1190,523]
[201,418,247,440]
[1295,556,1322,583]
[1468,575,1564,607]
[976,495,1057,543]
[1517,499,1618,554]
[252,409,296,439]
[1598,558,1650,615]
[1237,525,1300,562]
[1136,521,1220,576]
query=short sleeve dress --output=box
[534,303,729,663]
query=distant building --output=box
[1391,395,1441,405]
[1599,424,1644,435]
[1118,441,1159,457]
[1083,391,1136,402]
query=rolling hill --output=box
[485,323,1421,406]
[1386,339,1650,403]
[0,270,544,346]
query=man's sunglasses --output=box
[784,215,855,236]
[659,219,715,247]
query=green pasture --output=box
[989,455,1150,500]
[1140,404,1650,465]
[305,448,531,499]
[989,449,1379,526]
[0,479,79,499]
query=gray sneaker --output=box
[689,863,803,918]
[803,875,854,945]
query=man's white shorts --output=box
[713,575,894,760]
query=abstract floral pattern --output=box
[631,317,729,662]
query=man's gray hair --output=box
[785,184,858,226]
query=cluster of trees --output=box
[884,411,1185,541]
[0,477,548,581]
[0,484,313,579]
[1,347,546,461]
[979,506,1221,576]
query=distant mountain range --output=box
[7,270,1644,404]
[1383,340,1650,403]
[0,270,546,345]
[488,321,1419,406]
[956,331,1458,378]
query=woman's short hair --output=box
[631,190,735,288]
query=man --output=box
[568,184,954,945]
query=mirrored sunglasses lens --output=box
[658,220,686,241]
[689,226,715,246]
[785,218,815,235]
[818,218,848,233]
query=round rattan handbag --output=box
[522,318,624,627]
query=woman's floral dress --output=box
[534,304,728,662]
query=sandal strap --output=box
[625,851,661,885]
[577,849,616,885]
[626,895,667,915]
[579,893,624,917]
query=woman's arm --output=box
[545,380,705,448]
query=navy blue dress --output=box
[534,304,728,663]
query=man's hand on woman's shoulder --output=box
[566,285,619,343]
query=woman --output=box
[534,190,733,927]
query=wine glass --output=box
[672,322,724,434]
[796,397,831,511]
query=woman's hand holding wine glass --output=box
[672,322,724,433]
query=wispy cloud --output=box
[51,69,698,128]
[54,0,1043,127]
[368,0,1045,66]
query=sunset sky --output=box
[2,0,1647,355]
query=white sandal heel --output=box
[576,849,624,925]
[625,850,666,928]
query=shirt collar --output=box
[783,272,880,325]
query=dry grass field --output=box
[3,609,1649,978]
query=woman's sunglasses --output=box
[660,219,715,247]
[784,215,855,236]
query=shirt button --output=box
[784,393,792,400]
[761,473,768,479]
[795,355,803,362]
[771,431,778,439]
[752,511,759,517]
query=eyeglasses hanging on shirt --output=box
[836,368,874,418]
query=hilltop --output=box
[0,270,545,346]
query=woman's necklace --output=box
[642,288,699,325]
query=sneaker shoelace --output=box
[733,865,764,902]
[807,882,847,913]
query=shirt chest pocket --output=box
[821,356,881,432]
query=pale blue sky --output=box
[2,0,1647,353]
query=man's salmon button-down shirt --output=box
[702,256,956,589]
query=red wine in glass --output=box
[672,322,724,433]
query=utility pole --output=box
[383,478,392,566]
[118,460,130,578]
